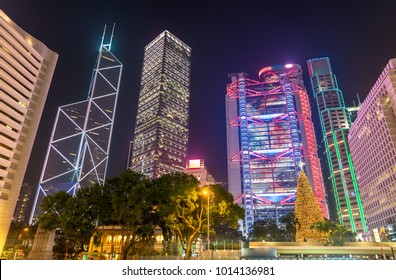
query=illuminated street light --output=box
[202,189,210,251]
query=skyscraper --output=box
[129,30,191,179]
[307,57,367,233]
[0,10,58,256]
[226,64,328,236]
[348,58,396,235]
[13,183,34,225]
[30,26,122,222]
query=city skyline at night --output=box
[1,1,396,197]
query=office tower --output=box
[13,183,34,225]
[226,64,328,235]
[183,159,217,186]
[30,26,122,222]
[348,58,396,235]
[307,57,367,233]
[129,30,191,179]
[0,10,58,256]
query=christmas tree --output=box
[294,170,327,242]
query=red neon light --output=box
[254,195,272,205]
[258,66,272,78]
[280,194,296,205]
[297,88,329,219]
[231,151,242,161]
[229,117,240,127]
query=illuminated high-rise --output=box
[183,159,217,187]
[13,183,34,225]
[129,30,191,178]
[0,10,58,255]
[307,57,367,233]
[226,64,328,235]
[30,26,122,222]
[349,58,396,235]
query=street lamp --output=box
[202,189,210,251]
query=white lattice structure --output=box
[30,26,122,222]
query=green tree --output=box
[208,184,245,244]
[154,173,244,259]
[250,219,286,242]
[280,212,296,241]
[310,219,333,245]
[310,220,355,246]
[154,172,203,259]
[106,170,156,259]
[38,191,97,258]
[294,170,327,242]
[331,223,355,246]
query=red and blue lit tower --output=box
[226,64,328,235]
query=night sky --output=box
[2,0,396,187]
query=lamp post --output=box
[202,189,210,251]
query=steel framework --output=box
[226,64,328,235]
[30,26,122,222]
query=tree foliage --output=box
[37,170,245,259]
[250,213,296,242]
[107,170,157,259]
[38,191,99,258]
[310,219,356,246]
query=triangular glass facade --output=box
[30,36,122,222]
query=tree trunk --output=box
[122,234,137,260]
[184,240,192,260]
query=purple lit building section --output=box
[348,58,396,234]
[226,64,328,235]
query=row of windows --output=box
[1,24,41,76]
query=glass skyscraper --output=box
[226,64,328,236]
[30,27,122,222]
[0,10,58,256]
[129,30,191,179]
[307,57,367,233]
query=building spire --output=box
[100,25,106,50]
[357,93,361,105]
[101,23,116,51]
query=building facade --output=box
[347,106,360,125]
[129,30,191,179]
[182,159,217,186]
[226,64,328,235]
[307,57,367,233]
[0,10,58,256]
[13,183,34,225]
[30,27,122,222]
[348,58,396,234]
